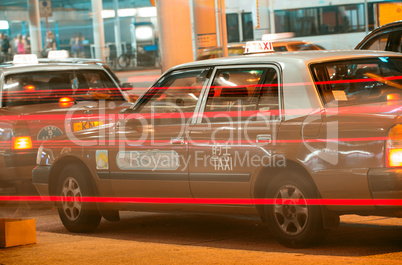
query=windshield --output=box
[2,69,125,107]
[311,57,402,107]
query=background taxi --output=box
[355,20,402,53]
[0,54,134,195]
[196,40,325,60]
[33,46,402,248]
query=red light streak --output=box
[0,196,401,206]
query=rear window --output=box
[2,69,125,107]
[311,57,402,107]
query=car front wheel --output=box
[57,164,101,232]
[265,171,329,248]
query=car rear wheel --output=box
[264,171,329,248]
[57,164,101,232]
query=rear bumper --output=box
[32,165,51,197]
[368,168,402,200]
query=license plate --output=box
[73,121,104,131]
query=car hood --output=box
[2,101,131,145]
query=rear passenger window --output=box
[203,67,280,123]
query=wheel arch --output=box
[48,156,95,197]
[253,159,319,217]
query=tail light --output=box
[23,85,35,91]
[12,120,33,150]
[386,124,402,167]
[59,97,75,108]
[12,136,33,150]
[387,94,400,101]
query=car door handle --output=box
[256,134,272,143]
[170,137,185,145]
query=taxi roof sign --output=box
[244,41,274,55]
[13,54,39,65]
[48,50,70,59]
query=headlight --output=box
[36,145,54,166]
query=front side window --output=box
[311,57,402,107]
[136,68,210,125]
[362,32,389,51]
[2,69,123,107]
[203,67,280,123]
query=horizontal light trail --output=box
[1,196,401,206]
[0,136,384,149]
[0,103,401,122]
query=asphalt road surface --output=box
[0,202,401,264]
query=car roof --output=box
[366,20,402,33]
[0,61,106,75]
[355,20,402,49]
[174,50,402,71]
[38,58,104,64]
[0,57,104,67]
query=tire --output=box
[117,54,130,68]
[264,171,329,248]
[57,164,101,233]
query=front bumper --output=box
[368,168,402,200]
[32,165,52,197]
[0,150,37,185]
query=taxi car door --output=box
[108,68,211,199]
[188,65,281,201]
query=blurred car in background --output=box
[0,54,135,195]
[196,40,325,61]
[355,20,402,53]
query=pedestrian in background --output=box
[1,33,12,62]
[42,31,57,57]
[45,31,57,50]
[71,32,84,58]
[24,35,31,54]
[16,34,26,54]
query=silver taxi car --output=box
[0,54,133,195]
[33,45,402,248]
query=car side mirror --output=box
[122,83,134,88]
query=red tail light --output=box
[386,124,402,167]
[12,120,33,150]
[23,85,35,91]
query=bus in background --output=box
[224,0,402,50]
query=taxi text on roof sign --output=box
[244,41,274,55]
[13,54,39,65]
